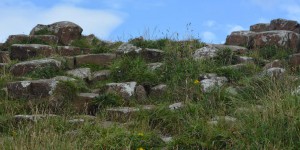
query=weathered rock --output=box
[192,45,218,60]
[106,107,140,122]
[75,54,116,67]
[250,23,270,32]
[0,51,10,63]
[64,56,75,69]
[225,31,255,47]
[253,30,300,50]
[117,43,164,62]
[92,70,111,82]
[14,114,57,123]
[264,67,286,77]
[236,56,253,64]
[117,43,142,54]
[74,93,99,114]
[160,136,173,143]
[7,79,58,100]
[5,34,58,46]
[208,44,248,55]
[52,76,76,82]
[57,46,81,56]
[199,74,228,92]
[150,84,167,97]
[208,116,237,125]
[10,58,61,76]
[169,102,184,110]
[68,119,85,124]
[147,62,163,71]
[270,18,300,33]
[106,82,137,100]
[263,59,283,70]
[10,44,55,60]
[30,21,83,45]
[289,53,300,68]
[135,85,147,101]
[66,68,92,81]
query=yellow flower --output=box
[138,132,144,136]
[194,79,200,84]
[137,147,145,150]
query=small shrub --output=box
[92,93,124,109]
[257,46,293,60]
[71,38,92,49]
[129,37,171,49]
[215,48,236,65]
[26,65,64,79]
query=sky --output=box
[1,0,300,44]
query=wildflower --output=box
[194,79,200,84]
[137,147,145,150]
[138,132,144,136]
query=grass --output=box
[2,34,300,149]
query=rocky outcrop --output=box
[225,31,255,47]
[250,23,270,32]
[253,30,300,50]
[193,45,218,60]
[199,73,228,92]
[269,18,300,33]
[7,79,58,100]
[30,21,83,45]
[106,82,137,100]
[10,44,55,60]
[56,46,81,56]
[10,58,61,76]
[75,54,116,67]
[5,34,58,46]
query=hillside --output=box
[1,18,300,149]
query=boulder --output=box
[192,45,218,60]
[106,107,140,122]
[74,93,99,114]
[10,44,55,60]
[66,68,92,81]
[208,44,248,55]
[250,23,270,32]
[135,85,147,101]
[199,74,228,92]
[30,21,83,45]
[264,67,286,78]
[289,53,300,68]
[10,58,61,76]
[253,30,300,50]
[0,51,10,63]
[91,70,111,82]
[14,114,57,123]
[75,53,116,67]
[225,31,255,47]
[270,18,300,33]
[235,56,253,64]
[7,79,58,100]
[57,46,81,56]
[169,102,184,110]
[149,84,167,97]
[147,63,163,71]
[106,82,137,100]
[117,43,164,62]
[263,59,283,70]
[5,35,58,46]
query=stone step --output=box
[10,44,55,61]
[5,34,58,46]
[10,58,61,76]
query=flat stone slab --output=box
[106,82,137,100]
[75,53,116,67]
[92,70,111,82]
[10,44,55,60]
[57,46,81,56]
[10,58,61,76]
[208,44,248,55]
[7,79,58,100]
[14,114,57,122]
[66,68,92,81]
[106,107,140,122]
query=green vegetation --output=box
[2,34,300,149]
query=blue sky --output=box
[1,0,300,43]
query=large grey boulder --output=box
[106,82,137,100]
[66,68,92,81]
[7,79,58,100]
[10,58,61,76]
[30,21,83,45]
[199,74,228,92]
[10,44,55,60]
[270,18,300,33]
[192,45,218,60]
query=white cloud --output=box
[227,25,245,34]
[201,31,216,43]
[0,2,125,42]
[203,20,216,27]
